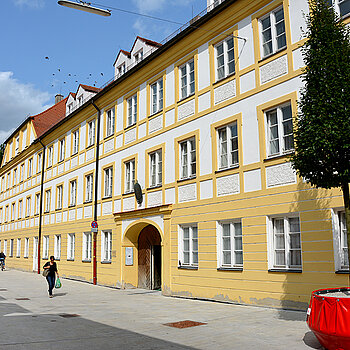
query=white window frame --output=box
[4,240,7,256]
[78,95,84,106]
[47,146,53,168]
[45,190,51,212]
[179,138,196,179]
[117,63,125,77]
[86,174,93,202]
[67,233,75,260]
[13,168,17,186]
[54,234,61,260]
[217,220,243,268]
[259,5,286,58]
[328,0,350,18]
[11,203,15,221]
[21,163,25,181]
[72,129,79,155]
[16,238,21,257]
[134,49,143,63]
[127,95,137,127]
[28,158,32,177]
[9,239,14,257]
[88,120,96,146]
[150,79,163,115]
[332,209,349,271]
[104,167,113,198]
[26,197,31,217]
[101,230,112,262]
[217,122,239,170]
[24,237,29,258]
[59,138,65,162]
[265,103,294,157]
[83,232,92,261]
[35,193,40,215]
[70,180,77,206]
[15,136,20,154]
[268,215,302,270]
[125,159,135,194]
[178,225,198,267]
[43,235,49,259]
[106,109,115,137]
[215,36,235,81]
[179,59,195,99]
[57,185,63,210]
[18,200,23,219]
[149,150,162,188]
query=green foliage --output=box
[291,0,350,189]
[0,144,5,166]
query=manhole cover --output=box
[164,320,207,329]
[15,298,30,300]
[0,289,7,291]
[59,314,80,318]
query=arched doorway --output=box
[138,225,161,290]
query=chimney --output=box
[55,94,64,104]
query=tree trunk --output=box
[342,183,350,285]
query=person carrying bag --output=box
[43,256,59,298]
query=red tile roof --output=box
[79,84,101,93]
[136,36,162,48]
[120,49,131,57]
[32,97,68,138]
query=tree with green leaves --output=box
[0,144,5,166]
[291,0,350,268]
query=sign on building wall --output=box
[125,247,133,266]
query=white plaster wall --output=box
[289,0,309,45]
[165,109,175,127]
[139,123,146,139]
[165,65,175,107]
[197,42,210,91]
[240,70,256,94]
[139,83,147,121]
[198,91,211,113]
[116,97,123,132]
[80,121,86,151]
[165,188,175,205]
[293,47,305,71]
[200,179,213,200]
[244,168,262,192]
[237,16,255,70]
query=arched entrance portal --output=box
[138,225,161,290]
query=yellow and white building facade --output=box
[1,0,349,310]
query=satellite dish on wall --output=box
[134,181,143,205]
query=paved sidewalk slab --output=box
[0,270,323,349]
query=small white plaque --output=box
[125,247,133,266]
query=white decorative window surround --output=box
[217,122,239,170]
[180,138,196,179]
[67,233,75,260]
[59,138,65,162]
[214,80,236,105]
[125,127,137,144]
[215,36,235,81]
[148,190,162,207]
[125,159,135,194]
[16,238,21,257]
[101,230,112,262]
[151,79,163,115]
[127,94,137,127]
[266,162,296,188]
[260,55,288,84]
[332,210,349,271]
[24,237,29,258]
[179,59,195,99]
[83,232,92,261]
[70,180,77,206]
[104,167,113,197]
[106,108,115,137]
[178,183,197,202]
[178,225,198,267]
[149,150,162,188]
[45,190,51,212]
[217,173,240,196]
[54,234,61,260]
[178,99,195,121]
[72,129,79,155]
[268,215,302,270]
[47,146,53,168]
[86,174,93,202]
[149,115,163,133]
[88,120,96,146]
[56,185,63,210]
[43,235,49,259]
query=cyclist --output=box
[0,251,6,271]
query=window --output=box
[24,237,29,258]
[88,120,96,146]
[68,103,73,114]
[83,232,92,261]
[106,109,115,137]
[180,59,195,99]
[125,159,135,193]
[78,95,83,106]
[266,103,293,157]
[151,79,163,115]
[3,240,7,256]
[54,235,61,260]
[215,37,235,80]
[11,203,15,221]
[334,211,349,271]
[217,122,239,169]
[117,63,126,77]
[28,158,32,177]
[70,180,77,206]
[18,200,23,219]
[45,190,51,212]
[47,146,53,167]
[180,138,196,179]
[26,197,31,217]
[328,0,350,17]
[67,233,75,260]
[260,6,286,58]
[57,185,63,210]
[7,173,10,189]
[217,221,243,268]
[104,167,113,197]
[5,205,9,222]
[37,153,42,173]
[269,216,302,270]
[127,95,137,127]
[179,225,198,267]
[20,163,24,181]
[149,150,162,187]
[9,239,14,257]
[15,136,20,154]
[86,174,93,202]
[59,139,65,162]
[101,231,112,262]
[135,50,143,63]
[72,129,79,155]
[16,238,21,257]
[35,193,40,215]
[43,235,49,259]
[13,168,17,186]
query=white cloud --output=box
[0,72,52,144]
[132,0,166,13]
[13,0,45,8]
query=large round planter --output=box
[307,287,350,350]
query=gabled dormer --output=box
[65,85,101,116]
[113,50,131,79]
[66,92,76,116]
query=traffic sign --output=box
[91,221,98,228]
[91,228,98,233]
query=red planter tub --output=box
[307,288,350,350]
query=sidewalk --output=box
[0,270,323,349]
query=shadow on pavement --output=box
[277,309,306,321]
[52,292,67,297]
[303,331,325,349]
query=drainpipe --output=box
[91,101,101,285]
[37,140,46,274]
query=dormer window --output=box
[15,136,19,154]
[134,50,143,64]
[68,103,73,114]
[118,63,126,77]
[78,96,83,106]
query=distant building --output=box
[0,0,349,311]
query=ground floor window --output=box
[83,232,92,261]
[9,239,14,257]
[16,238,21,257]
[43,236,49,259]
[178,225,198,267]
[67,233,75,260]
[333,210,349,271]
[24,237,29,258]
[101,231,112,262]
[54,235,61,260]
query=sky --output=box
[0,0,205,144]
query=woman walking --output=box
[43,256,59,298]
